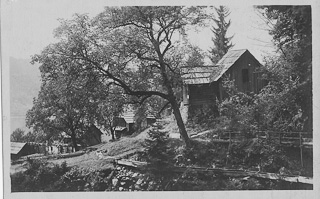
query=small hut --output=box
[182,49,265,110]
[11,142,32,160]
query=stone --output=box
[119,187,124,191]
[132,173,138,178]
[112,178,118,187]
[134,184,140,190]
[136,179,143,185]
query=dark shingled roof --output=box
[181,66,219,84]
[182,49,250,84]
[210,49,248,81]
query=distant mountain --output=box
[10,57,41,131]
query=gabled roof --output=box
[182,49,259,85]
[210,49,248,81]
[181,66,219,84]
[115,126,127,131]
[11,142,27,155]
[120,111,135,123]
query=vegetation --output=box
[11,6,312,192]
[10,128,26,142]
[29,7,211,148]
[11,128,51,143]
[26,56,112,150]
[257,5,312,132]
[11,159,115,192]
[11,159,69,192]
[209,6,234,64]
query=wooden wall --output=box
[183,51,265,108]
[227,51,261,94]
[188,82,219,106]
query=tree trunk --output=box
[70,130,78,151]
[170,98,191,148]
[110,128,115,140]
[157,60,191,147]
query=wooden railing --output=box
[211,131,312,168]
[214,131,312,147]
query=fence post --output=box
[226,132,232,167]
[279,132,282,144]
[300,132,304,168]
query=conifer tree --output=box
[209,6,234,64]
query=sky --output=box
[1,0,276,63]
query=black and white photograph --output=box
[1,0,319,198]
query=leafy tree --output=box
[96,91,126,140]
[185,45,205,67]
[257,6,312,131]
[11,128,25,142]
[209,6,234,64]
[32,7,209,147]
[27,53,109,150]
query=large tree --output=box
[11,128,25,142]
[257,6,312,131]
[32,7,209,147]
[209,6,234,64]
[27,53,109,150]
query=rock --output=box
[132,173,138,178]
[136,179,143,185]
[112,178,118,187]
[120,181,126,186]
[134,184,140,189]
[119,187,124,191]
[116,166,121,171]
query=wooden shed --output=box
[182,49,264,108]
[11,142,33,160]
[114,110,135,136]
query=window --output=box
[242,69,249,83]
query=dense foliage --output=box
[10,128,26,142]
[11,159,69,192]
[191,6,312,134]
[257,6,312,131]
[30,7,212,147]
[11,159,115,192]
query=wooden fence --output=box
[190,130,312,168]
[194,131,313,148]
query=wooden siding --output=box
[226,51,261,94]
[220,51,264,95]
[182,50,265,107]
[188,83,219,106]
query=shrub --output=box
[59,167,113,191]
[142,124,174,170]
[11,159,70,192]
[229,138,290,173]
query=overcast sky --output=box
[1,0,278,63]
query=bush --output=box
[59,167,113,191]
[11,158,114,192]
[180,140,228,167]
[229,138,290,173]
[142,124,174,170]
[11,159,70,192]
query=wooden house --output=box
[114,110,135,137]
[11,142,33,160]
[182,49,264,109]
